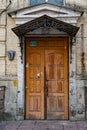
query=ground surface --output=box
[0,120,87,130]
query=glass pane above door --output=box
[30,0,64,6]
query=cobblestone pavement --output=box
[0,120,87,130]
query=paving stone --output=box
[78,127,87,130]
[0,121,8,129]
[0,121,87,130]
[34,128,49,130]
[21,120,35,125]
[64,125,78,130]
[18,128,33,130]
[49,125,63,130]
[77,122,87,127]
[18,126,34,129]
[35,125,49,128]
[49,128,63,130]
[1,121,22,130]
[2,128,17,130]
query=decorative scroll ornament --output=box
[12,15,79,37]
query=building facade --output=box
[0,0,87,120]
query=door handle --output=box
[36,73,41,78]
[44,67,48,96]
[45,80,48,96]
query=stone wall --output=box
[65,0,87,120]
[0,0,19,120]
[0,79,18,120]
[76,12,87,120]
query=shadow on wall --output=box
[0,112,15,121]
[0,86,15,121]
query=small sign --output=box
[30,41,37,46]
[12,80,18,87]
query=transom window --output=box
[30,0,64,6]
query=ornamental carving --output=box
[12,15,79,36]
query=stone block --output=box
[0,59,5,75]
[6,61,17,75]
[64,125,78,130]
[0,13,6,26]
[0,1,6,9]
[84,25,87,37]
[0,28,5,41]
[0,44,5,56]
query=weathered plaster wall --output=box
[0,79,18,120]
[69,42,77,120]
[75,12,87,120]
[17,45,25,120]
[6,16,18,75]
[0,0,19,120]
[65,0,87,120]
[66,0,87,9]
[0,10,6,76]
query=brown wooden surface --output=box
[26,47,44,119]
[26,38,68,119]
[45,48,68,119]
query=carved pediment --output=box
[12,15,79,37]
[26,27,67,35]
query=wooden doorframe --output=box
[25,37,69,120]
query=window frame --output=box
[29,0,65,6]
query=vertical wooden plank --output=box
[45,38,68,119]
[26,42,44,119]
[63,38,68,119]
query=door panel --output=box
[45,49,68,119]
[26,38,68,120]
[26,48,44,119]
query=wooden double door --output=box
[26,38,68,120]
